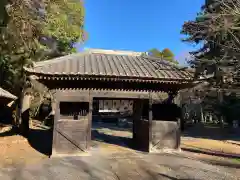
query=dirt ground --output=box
[0,124,48,167]
[0,149,239,180]
[181,138,240,155]
[0,121,135,167]
[0,121,240,170]
[182,124,240,156]
[0,134,47,167]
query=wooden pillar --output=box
[148,93,153,152]
[167,91,178,104]
[133,99,150,151]
[132,99,142,144]
[51,91,59,157]
[132,100,137,141]
[167,92,173,104]
[87,90,93,149]
[175,91,181,150]
[176,117,181,150]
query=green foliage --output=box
[0,0,8,28]
[181,0,240,123]
[0,0,85,95]
[220,92,240,124]
[181,0,240,84]
[44,0,84,43]
[0,55,14,89]
[162,48,175,62]
[148,48,179,64]
[148,48,162,58]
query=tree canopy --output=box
[147,48,179,64]
[181,0,240,85]
[0,0,85,94]
[181,0,240,124]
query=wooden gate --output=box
[52,101,91,155]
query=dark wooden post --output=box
[148,93,153,152]
[87,90,93,149]
[167,91,178,104]
[175,91,181,150]
[176,117,181,150]
[132,100,137,141]
[132,99,143,148]
[51,91,59,157]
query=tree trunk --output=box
[19,93,31,137]
[218,90,224,127]
[200,105,205,123]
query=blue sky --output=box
[79,0,204,65]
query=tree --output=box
[147,48,179,64]
[181,0,240,125]
[42,0,85,59]
[148,48,162,58]
[181,0,240,85]
[0,0,85,94]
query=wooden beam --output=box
[55,89,155,101]
[57,95,90,102]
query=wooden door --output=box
[52,101,90,155]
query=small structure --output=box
[0,87,17,102]
[23,49,193,156]
[0,87,17,125]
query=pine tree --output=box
[181,0,240,125]
[182,0,240,87]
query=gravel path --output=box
[0,152,239,180]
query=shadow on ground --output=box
[0,121,53,157]
[143,168,201,180]
[157,173,200,180]
[92,120,132,132]
[202,159,240,169]
[91,129,134,149]
[27,128,53,157]
[182,123,240,141]
[91,120,135,151]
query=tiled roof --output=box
[0,87,17,100]
[24,49,193,82]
